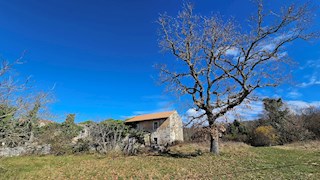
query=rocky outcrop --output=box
[0,143,51,157]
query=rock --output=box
[0,144,51,157]
[72,125,90,144]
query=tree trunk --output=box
[208,113,219,155]
[210,133,219,155]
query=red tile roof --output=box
[125,111,175,123]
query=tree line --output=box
[184,98,320,147]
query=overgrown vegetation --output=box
[185,98,320,147]
[1,94,145,156]
[0,99,47,148]
[35,116,145,155]
[0,59,146,155]
[36,114,83,155]
[247,98,318,146]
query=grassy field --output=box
[0,141,319,179]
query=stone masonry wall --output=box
[0,143,51,157]
[169,111,184,143]
[150,118,171,145]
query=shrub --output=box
[252,126,278,146]
[88,120,145,155]
[222,120,249,142]
[73,139,91,153]
[36,114,83,155]
[281,116,315,143]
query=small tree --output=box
[61,114,82,138]
[157,1,318,154]
[262,98,289,135]
[65,114,75,125]
[89,120,128,153]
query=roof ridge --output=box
[125,110,176,123]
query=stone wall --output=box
[169,111,184,142]
[150,111,184,145]
[0,143,51,157]
[150,118,171,145]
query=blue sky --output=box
[0,0,319,122]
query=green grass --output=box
[0,141,319,179]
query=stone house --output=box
[125,111,184,145]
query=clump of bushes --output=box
[72,139,91,154]
[89,119,145,155]
[222,120,249,142]
[36,114,83,155]
[186,98,320,147]
[36,116,146,155]
[248,98,316,146]
[251,126,278,146]
[0,103,43,148]
[301,107,320,139]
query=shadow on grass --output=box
[155,149,203,158]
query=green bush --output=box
[36,114,83,155]
[73,139,91,153]
[222,120,249,142]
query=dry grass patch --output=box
[274,140,320,151]
[0,141,319,179]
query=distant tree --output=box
[301,107,320,138]
[262,98,289,129]
[223,120,249,142]
[229,120,247,135]
[62,114,82,138]
[157,0,318,154]
[260,98,314,143]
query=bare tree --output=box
[89,121,127,153]
[157,0,318,154]
[0,55,27,120]
[0,54,55,147]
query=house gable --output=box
[125,111,183,145]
